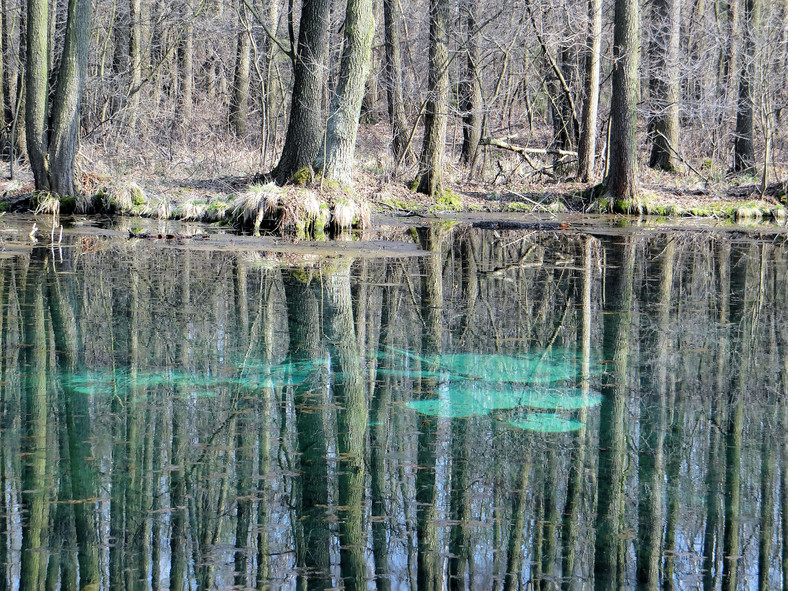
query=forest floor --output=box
[1,123,786,230]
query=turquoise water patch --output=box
[508,413,585,433]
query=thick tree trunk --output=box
[648,0,681,171]
[47,0,91,197]
[382,0,410,163]
[25,0,50,190]
[229,2,251,136]
[577,0,601,182]
[314,0,374,185]
[459,0,481,169]
[273,0,332,184]
[416,0,449,198]
[604,0,640,205]
[733,0,758,172]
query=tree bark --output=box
[314,0,375,185]
[273,0,332,184]
[459,0,481,169]
[577,0,602,182]
[230,1,252,136]
[47,0,91,197]
[25,0,49,190]
[416,0,449,198]
[382,0,410,163]
[648,0,681,171]
[128,0,142,113]
[604,0,640,204]
[175,0,194,124]
[733,0,758,172]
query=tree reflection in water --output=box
[0,225,787,589]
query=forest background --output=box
[0,0,786,227]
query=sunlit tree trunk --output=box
[416,0,449,198]
[604,0,640,205]
[648,0,681,171]
[273,0,331,184]
[25,0,49,190]
[314,0,375,185]
[25,0,90,196]
[229,1,251,136]
[577,0,602,182]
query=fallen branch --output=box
[481,137,578,158]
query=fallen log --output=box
[480,137,578,158]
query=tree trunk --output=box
[128,0,142,113]
[459,0,481,169]
[604,0,640,205]
[314,0,375,185]
[577,0,602,182]
[229,1,251,136]
[273,0,332,184]
[416,0,449,198]
[648,0,681,171]
[733,0,758,172]
[47,0,91,197]
[25,0,49,190]
[382,0,410,163]
[175,0,194,124]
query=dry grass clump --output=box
[34,193,60,216]
[331,198,371,232]
[232,183,282,230]
[178,200,207,221]
[101,180,151,215]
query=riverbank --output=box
[1,126,785,232]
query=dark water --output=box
[1,221,787,590]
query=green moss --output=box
[689,207,714,217]
[292,167,313,186]
[59,196,77,214]
[409,177,420,192]
[432,188,462,211]
[0,201,8,212]
[130,184,146,207]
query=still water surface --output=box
[0,220,786,590]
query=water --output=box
[0,219,787,590]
